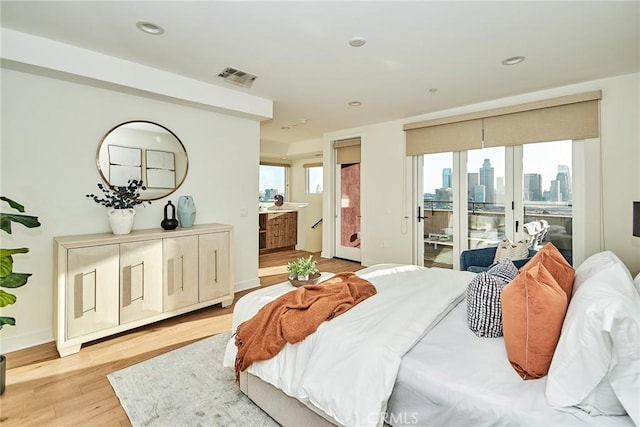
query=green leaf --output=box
[0,213,41,234]
[0,196,25,212]
[0,272,31,289]
[0,316,16,329]
[0,249,28,278]
[0,289,17,307]
[0,255,13,278]
[1,248,29,257]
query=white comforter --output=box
[223,264,475,427]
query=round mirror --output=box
[96,121,188,201]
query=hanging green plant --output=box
[0,196,41,329]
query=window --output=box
[259,164,287,202]
[420,140,575,269]
[306,166,323,194]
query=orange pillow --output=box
[520,243,574,300]
[502,263,568,379]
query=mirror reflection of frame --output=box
[96,121,188,200]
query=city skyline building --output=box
[479,158,495,203]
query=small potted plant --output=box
[287,255,320,286]
[86,180,149,235]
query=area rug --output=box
[108,331,278,427]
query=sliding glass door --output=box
[466,147,507,249]
[421,153,455,268]
[417,140,574,268]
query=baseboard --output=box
[0,329,53,354]
[234,278,261,293]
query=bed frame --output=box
[239,371,338,426]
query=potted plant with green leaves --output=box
[0,196,41,395]
[86,179,149,235]
[287,255,320,286]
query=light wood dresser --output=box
[53,223,234,356]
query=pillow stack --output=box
[493,237,530,264]
[545,251,640,425]
[467,259,518,337]
[501,243,575,379]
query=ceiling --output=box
[2,1,639,148]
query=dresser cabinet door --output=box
[119,240,163,324]
[66,245,120,339]
[163,235,199,311]
[199,232,230,302]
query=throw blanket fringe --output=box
[234,272,376,381]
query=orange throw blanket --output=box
[234,272,376,380]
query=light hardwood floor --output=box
[0,250,362,426]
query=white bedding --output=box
[386,300,635,427]
[223,264,475,427]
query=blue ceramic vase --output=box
[177,196,196,228]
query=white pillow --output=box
[546,252,640,425]
[493,237,529,264]
[572,251,634,296]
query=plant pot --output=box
[108,208,135,235]
[1,354,6,395]
[289,272,322,288]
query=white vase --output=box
[108,208,135,235]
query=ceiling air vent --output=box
[217,67,258,88]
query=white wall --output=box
[323,73,640,276]
[0,68,262,352]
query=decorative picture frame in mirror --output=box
[96,121,188,201]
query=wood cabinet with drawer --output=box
[54,223,234,356]
[259,211,297,252]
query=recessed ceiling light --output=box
[429,88,438,93]
[502,56,525,66]
[299,119,308,124]
[349,37,366,47]
[348,101,362,107]
[136,21,164,35]
[280,126,291,130]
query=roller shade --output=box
[483,100,600,147]
[334,138,361,164]
[303,162,323,168]
[260,159,292,166]
[404,91,601,154]
[405,119,482,155]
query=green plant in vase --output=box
[0,196,41,395]
[287,255,319,280]
[0,197,41,329]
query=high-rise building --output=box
[549,180,561,201]
[479,159,495,203]
[442,168,452,188]
[556,165,571,202]
[473,185,486,203]
[524,173,542,201]
[468,172,479,201]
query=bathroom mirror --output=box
[96,121,188,201]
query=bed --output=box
[223,252,639,427]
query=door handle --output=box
[515,220,519,233]
[417,206,429,222]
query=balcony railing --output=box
[422,200,573,266]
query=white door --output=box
[335,162,361,261]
